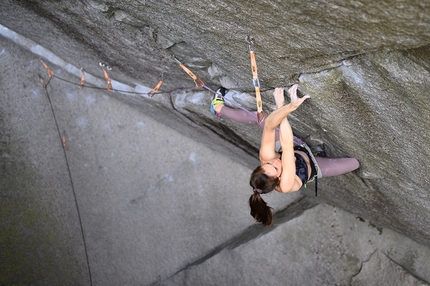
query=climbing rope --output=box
[39,50,266,127]
[170,55,262,120]
[35,35,297,285]
[39,60,93,286]
[39,60,196,96]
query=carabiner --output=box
[39,76,47,89]
[99,63,113,91]
[103,69,113,91]
[148,80,163,97]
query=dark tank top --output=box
[279,146,317,185]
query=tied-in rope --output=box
[39,62,93,286]
[40,58,264,123]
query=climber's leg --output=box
[211,88,265,126]
[315,157,359,178]
[218,106,263,126]
[219,106,281,143]
[211,87,278,139]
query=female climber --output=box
[210,84,359,226]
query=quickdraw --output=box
[247,36,265,123]
[172,55,205,88]
[148,79,163,97]
[78,68,85,90]
[39,76,47,89]
[170,48,265,122]
[40,60,54,88]
[61,131,67,150]
[41,60,55,78]
[99,63,113,91]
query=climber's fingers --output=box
[289,84,310,109]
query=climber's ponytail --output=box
[249,192,274,226]
[249,165,279,226]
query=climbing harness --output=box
[294,137,320,197]
[247,36,265,124]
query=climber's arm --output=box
[277,116,303,193]
[259,103,296,162]
[260,85,309,163]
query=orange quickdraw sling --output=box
[247,36,265,123]
[172,55,205,88]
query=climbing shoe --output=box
[210,87,227,116]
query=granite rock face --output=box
[1,0,430,284]
[351,250,429,286]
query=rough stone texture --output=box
[160,204,430,286]
[0,37,259,285]
[295,46,430,245]
[351,250,429,286]
[1,41,430,284]
[1,0,430,285]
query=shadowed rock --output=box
[1,0,430,285]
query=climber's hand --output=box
[273,87,285,109]
[288,84,310,110]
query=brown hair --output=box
[249,165,280,226]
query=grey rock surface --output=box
[351,250,429,286]
[1,0,430,285]
[162,204,430,286]
[0,36,255,284]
